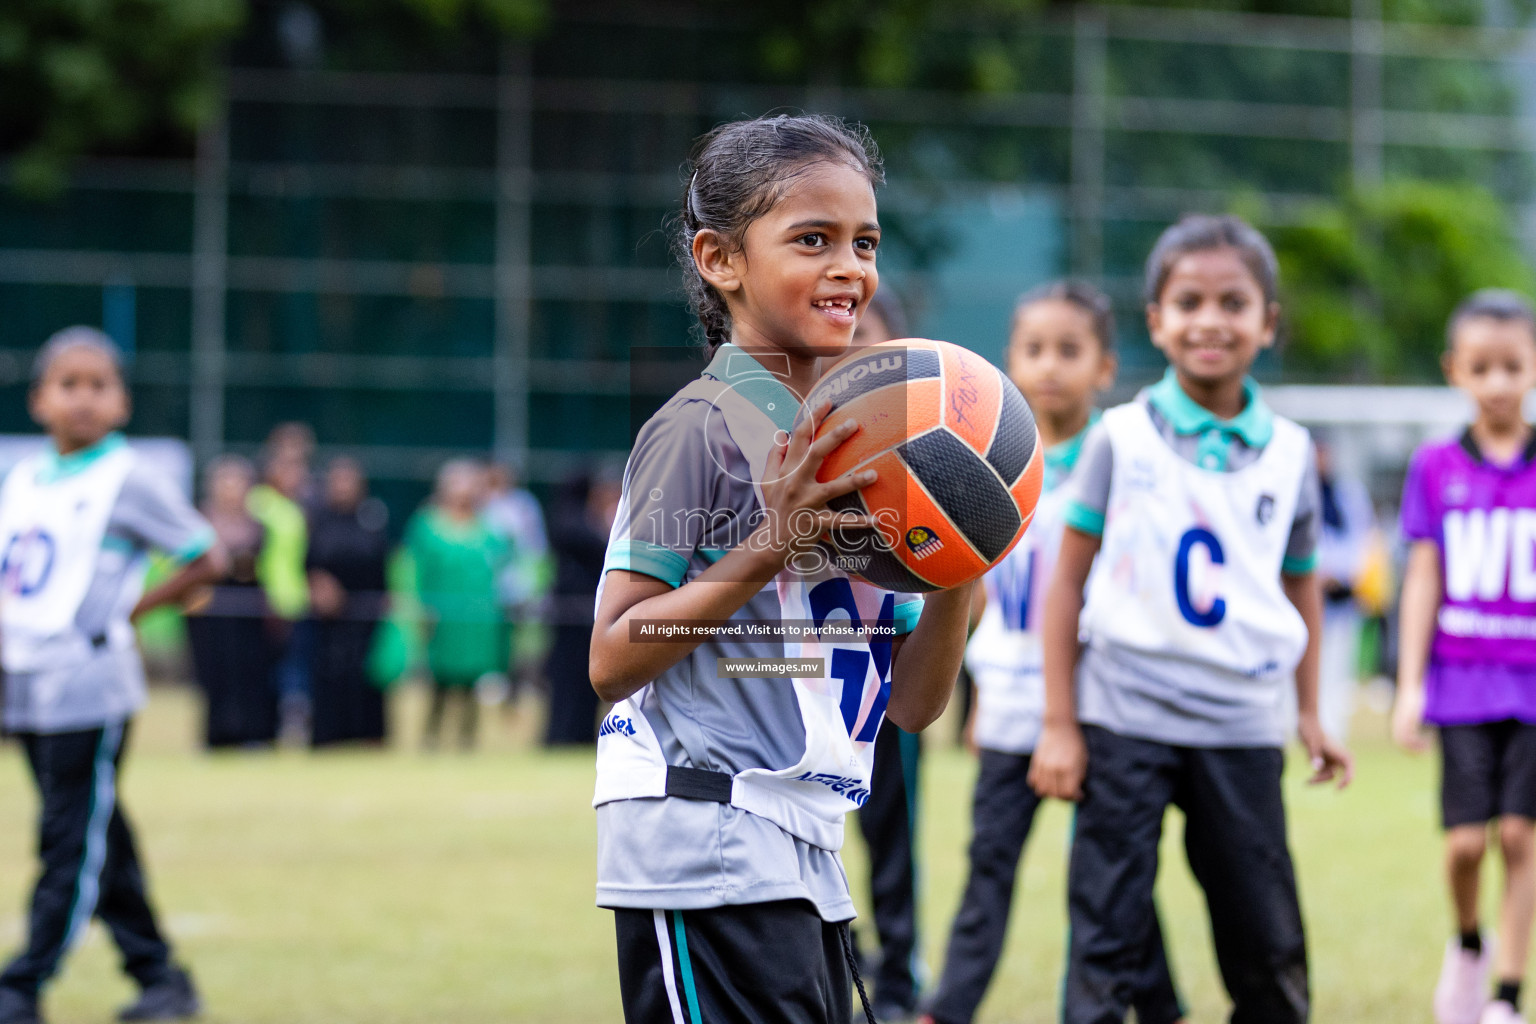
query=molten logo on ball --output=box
[821,353,905,399]
[807,338,1044,592]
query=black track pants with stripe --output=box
[614,901,853,1024]
[0,723,174,998]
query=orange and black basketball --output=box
[804,338,1043,592]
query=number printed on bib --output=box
[810,578,893,742]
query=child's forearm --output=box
[1281,570,1324,721]
[131,546,229,621]
[1041,595,1082,727]
[1041,528,1098,728]
[1284,568,1355,783]
[592,411,882,703]
[889,583,974,731]
[1396,540,1443,697]
[1028,527,1099,801]
[968,584,987,634]
[590,540,787,702]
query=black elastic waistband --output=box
[664,765,733,803]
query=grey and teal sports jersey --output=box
[595,344,921,921]
[1062,372,1321,748]
[1,434,214,734]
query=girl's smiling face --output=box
[1147,247,1278,390]
[695,159,880,368]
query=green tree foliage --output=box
[1270,181,1536,382]
[735,0,1533,91]
[2,0,545,194]
[729,2,1536,381]
[389,0,541,33]
[287,0,544,71]
[0,0,247,195]
[1098,0,1535,24]
[730,0,1052,91]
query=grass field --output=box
[0,684,1496,1023]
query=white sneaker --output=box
[1481,1001,1526,1024]
[1436,939,1492,1024]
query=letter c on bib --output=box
[1174,527,1226,627]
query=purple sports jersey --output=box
[1400,430,1536,725]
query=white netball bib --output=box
[0,445,135,673]
[964,481,1067,754]
[594,361,898,851]
[1079,403,1309,687]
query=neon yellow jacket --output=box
[247,484,310,619]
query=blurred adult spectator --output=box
[405,460,507,751]
[248,449,310,618]
[1316,437,1378,741]
[247,436,313,743]
[543,468,620,747]
[484,460,550,605]
[265,421,318,507]
[186,456,279,748]
[306,457,390,748]
[483,460,553,699]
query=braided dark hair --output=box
[673,113,884,354]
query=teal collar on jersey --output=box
[700,343,801,432]
[37,431,127,484]
[1147,368,1272,471]
[1042,410,1100,492]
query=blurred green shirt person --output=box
[405,465,508,686]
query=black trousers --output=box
[856,717,921,1010]
[0,723,174,998]
[927,749,1184,1024]
[614,901,853,1024]
[1066,726,1308,1024]
[311,618,387,747]
[544,618,600,746]
[186,612,278,747]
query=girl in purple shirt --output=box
[1397,289,1536,1024]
